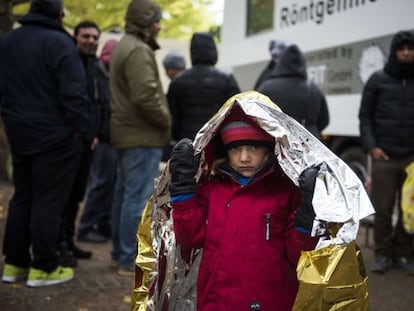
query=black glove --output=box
[295,165,320,233]
[169,138,200,197]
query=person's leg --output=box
[95,143,117,237]
[117,148,162,270]
[31,140,82,272]
[371,158,399,266]
[77,143,117,240]
[58,146,92,263]
[2,153,33,269]
[111,148,124,264]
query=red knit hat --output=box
[220,120,274,148]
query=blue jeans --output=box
[111,147,162,269]
[77,142,117,238]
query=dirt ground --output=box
[0,179,132,311]
[1,178,414,310]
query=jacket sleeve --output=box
[314,85,330,131]
[96,61,111,142]
[172,182,211,249]
[285,187,318,265]
[125,47,171,131]
[226,73,241,99]
[167,80,180,141]
[359,74,379,153]
[55,45,92,140]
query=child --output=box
[169,111,318,311]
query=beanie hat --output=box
[162,50,186,69]
[220,121,274,149]
[30,0,63,18]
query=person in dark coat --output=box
[57,21,114,267]
[162,49,186,80]
[167,32,240,142]
[256,44,329,140]
[0,0,90,287]
[253,39,288,89]
[76,36,118,244]
[161,49,186,162]
[359,30,414,275]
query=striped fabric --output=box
[220,121,273,146]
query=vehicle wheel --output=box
[340,146,368,183]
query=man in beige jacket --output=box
[109,0,171,276]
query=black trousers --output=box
[2,140,82,272]
[59,146,92,244]
[372,155,414,258]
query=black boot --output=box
[57,240,78,267]
[70,240,93,259]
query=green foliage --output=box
[12,0,217,40]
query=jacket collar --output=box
[19,13,75,43]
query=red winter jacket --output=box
[172,162,317,311]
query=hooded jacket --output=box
[167,32,240,141]
[172,118,317,310]
[0,13,91,154]
[256,44,329,139]
[359,31,414,158]
[110,0,170,148]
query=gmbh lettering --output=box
[305,35,392,95]
[280,0,378,28]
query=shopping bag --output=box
[292,241,369,311]
[402,162,414,234]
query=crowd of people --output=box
[1,1,414,310]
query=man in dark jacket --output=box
[0,0,90,287]
[359,30,414,275]
[256,44,329,140]
[76,22,116,245]
[253,39,288,89]
[167,32,240,142]
[57,20,113,266]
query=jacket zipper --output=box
[265,213,271,241]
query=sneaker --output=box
[26,266,74,287]
[371,255,392,273]
[395,257,414,275]
[117,265,135,277]
[2,264,29,283]
[110,260,118,269]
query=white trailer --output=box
[219,0,414,181]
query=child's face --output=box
[227,145,270,177]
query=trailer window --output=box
[246,0,274,36]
